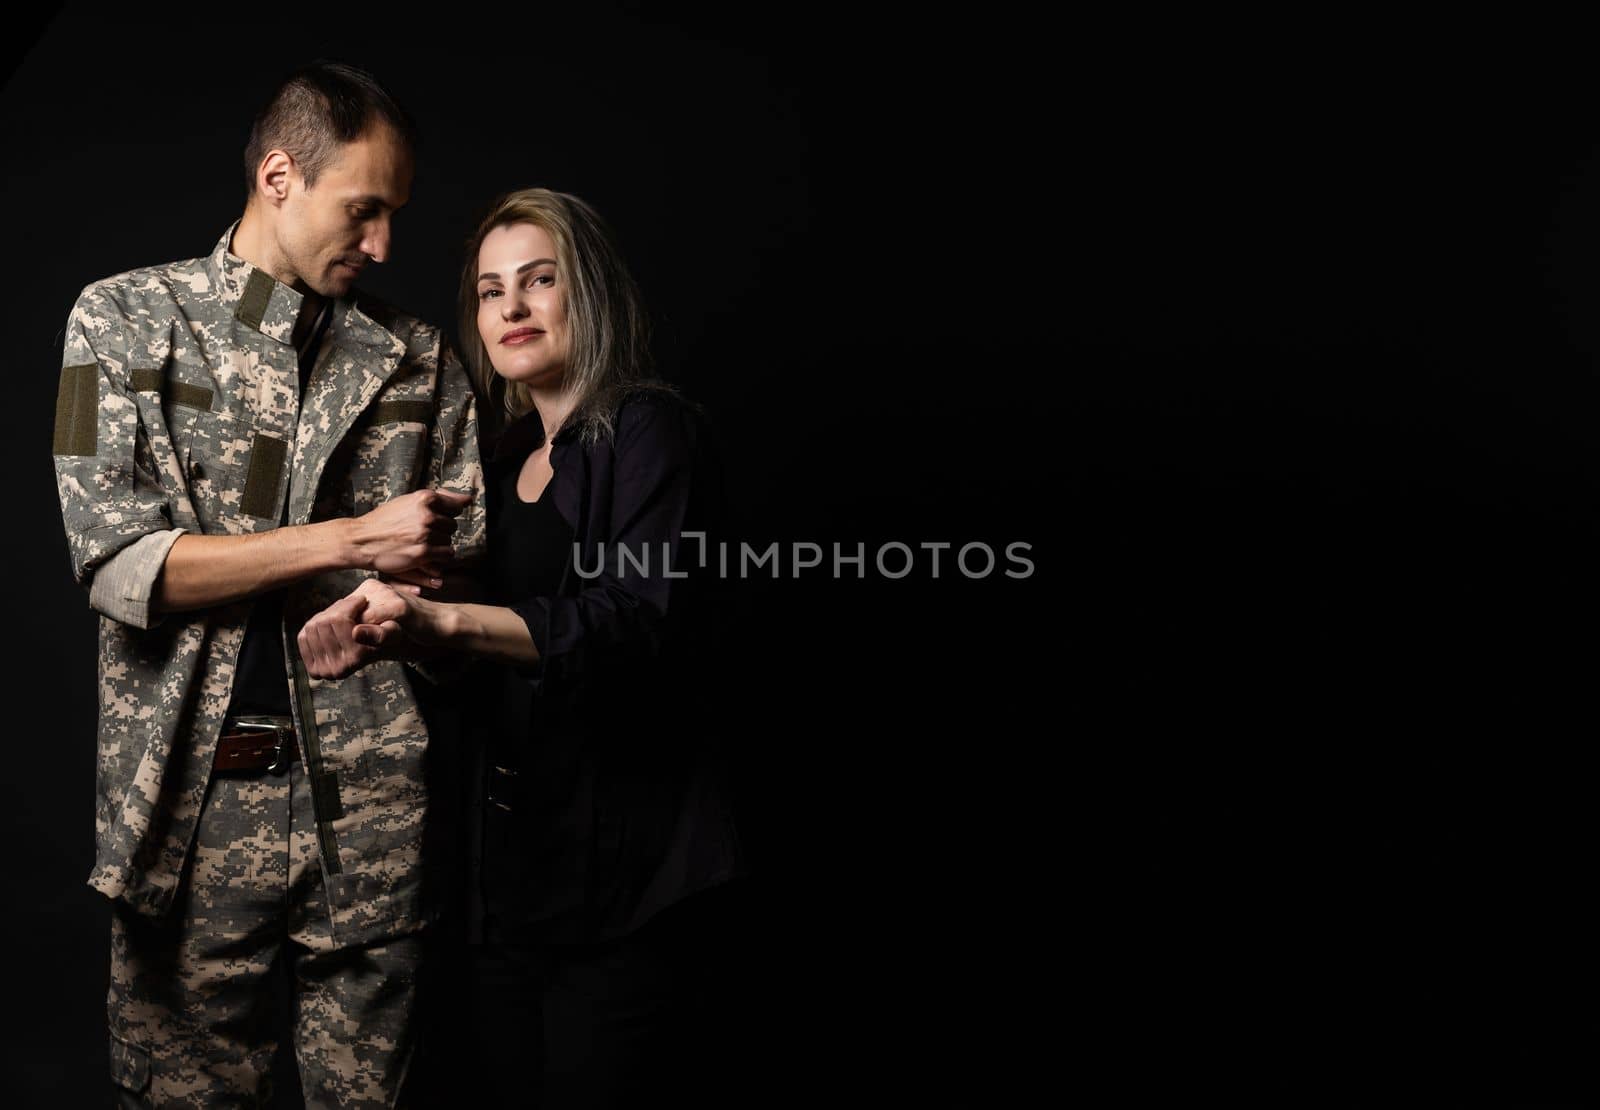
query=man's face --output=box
[276,125,413,298]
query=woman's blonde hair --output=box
[457,187,677,445]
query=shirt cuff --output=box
[87,528,186,629]
[506,599,551,685]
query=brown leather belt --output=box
[213,716,300,773]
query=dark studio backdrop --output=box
[0,5,1056,1107]
[23,9,1600,1108]
[1073,21,1600,1108]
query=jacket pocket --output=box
[109,1031,151,1096]
[168,406,285,533]
[349,418,427,514]
[323,840,425,942]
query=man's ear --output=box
[254,148,295,207]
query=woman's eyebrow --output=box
[478,258,557,282]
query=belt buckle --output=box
[229,716,295,775]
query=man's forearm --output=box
[154,519,358,613]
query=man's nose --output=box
[361,217,392,264]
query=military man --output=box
[51,62,484,1106]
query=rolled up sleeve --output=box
[86,527,186,629]
[51,284,179,627]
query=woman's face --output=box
[476,221,570,389]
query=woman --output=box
[298,188,747,1105]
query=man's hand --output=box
[347,489,473,585]
[299,579,408,679]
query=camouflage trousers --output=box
[108,760,421,1108]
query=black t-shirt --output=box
[479,442,580,940]
[483,444,575,763]
[225,297,331,719]
[488,453,573,606]
[226,591,292,716]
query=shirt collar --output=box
[489,405,579,469]
[204,219,329,345]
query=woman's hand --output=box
[297,578,450,679]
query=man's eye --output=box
[352,208,375,219]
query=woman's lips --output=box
[501,329,544,345]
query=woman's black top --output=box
[470,389,747,947]
[488,455,572,603]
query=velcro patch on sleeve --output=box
[52,363,98,456]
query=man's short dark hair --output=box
[242,62,417,197]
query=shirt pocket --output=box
[349,399,430,513]
[168,402,290,534]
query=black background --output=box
[1075,22,1600,1108]
[10,8,1600,1109]
[2,5,1052,1107]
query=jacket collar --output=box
[207,218,402,355]
[205,219,329,344]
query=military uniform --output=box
[52,222,485,1106]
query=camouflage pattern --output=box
[108,762,420,1107]
[51,219,486,947]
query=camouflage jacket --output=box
[51,222,485,948]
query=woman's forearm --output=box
[430,600,540,665]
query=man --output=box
[50,62,484,1106]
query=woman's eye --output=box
[478,289,501,301]
[528,274,554,288]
